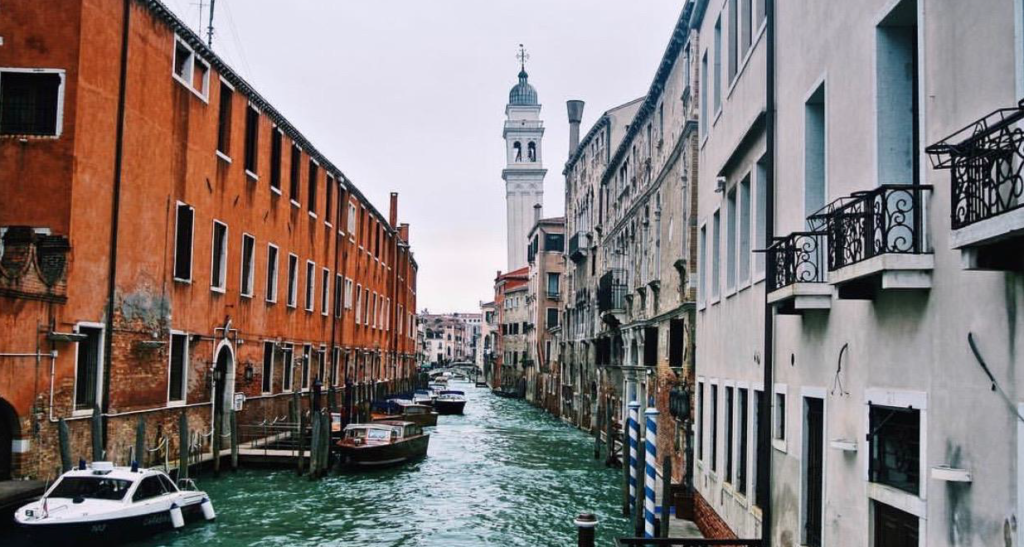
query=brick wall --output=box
[694,490,738,540]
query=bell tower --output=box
[502,45,546,271]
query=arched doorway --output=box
[0,398,20,481]
[213,342,235,436]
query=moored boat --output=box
[14,462,215,545]
[336,421,430,467]
[372,399,438,427]
[434,390,467,415]
[412,388,436,406]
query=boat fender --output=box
[170,503,185,529]
[200,498,216,521]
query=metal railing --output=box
[925,100,1024,230]
[598,268,628,312]
[569,231,591,261]
[809,185,932,271]
[766,231,827,292]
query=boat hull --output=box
[434,399,466,415]
[337,434,430,467]
[14,501,205,546]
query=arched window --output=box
[513,141,522,162]
[528,142,537,162]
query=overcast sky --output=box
[165,0,684,313]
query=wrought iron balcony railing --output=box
[597,268,627,312]
[766,231,827,292]
[925,100,1024,230]
[808,185,932,271]
[568,231,591,262]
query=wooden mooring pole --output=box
[58,418,72,472]
[309,410,320,481]
[574,513,598,547]
[605,405,614,467]
[593,401,601,461]
[634,435,645,537]
[230,409,239,472]
[91,404,103,461]
[178,409,188,480]
[135,416,145,467]
[661,455,672,538]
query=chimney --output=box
[389,192,398,227]
[399,223,410,244]
[533,203,542,227]
[566,100,585,155]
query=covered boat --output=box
[14,462,214,544]
[372,399,438,427]
[336,421,430,467]
[434,390,467,415]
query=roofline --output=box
[563,95,647,173]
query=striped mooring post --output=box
[627,401,640,514]
[644,407,659,538]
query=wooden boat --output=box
[492,388,520,399]
[434,390,467,415]
[336,421,429,467]
[14,462,215,544]
[372,399,438,427]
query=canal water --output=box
[149,382,627,546]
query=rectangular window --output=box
[774,390,786,441]
[330,347,340,386]
[287,254,298,307]
[546,272,559,297]
[726,188,737,291]
[334,274,343,318]
[321,268,330,316]
[261,341,275,394]
[325,176,335,226]
[739,175,752,283]
[725,386,734,483]
[211,221,228,292]
[805,83,826,227]
[697,381,705,462]
[877,1,919,187]
[244,104,259,176]
[0,70,64,137]
[698,225,707,305]
[304,261,315,312]
[712,211,721,298]
[174,203,195,282]
[302,345,311,390]
[74,326,103,412]
[737,388,748,495]
[371,293,378,328]
[270,128,282,192]
[345,278,354,309]
[348,203,357,236]
[755,158,768,275]
[168,332,188,403]
[171,38,209,98]
[741,0,753,54]
[240,234,255,297]
[869,405,920,494]
[753,389,763,507]
[714,17,723,113]
[307,159,319,214]
[317,347,326,383]
[728,0,738,82]
[265,244,279,303]
[710,383,719,472]
[355,284,363,323]
[546,308,559,329]
[700,53,709,138]
[281,344,294,392]
[216,82,232,155]
[289,144,301,203]
[364,291,371,326]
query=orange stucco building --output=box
[0,0,418,480]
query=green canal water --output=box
[149,383,628,546]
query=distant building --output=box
[525,210,565,412]
[477,301,497,379]
[492,268,529,392]
[417,312,481,366]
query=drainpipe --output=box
[759,0,776,545]
[101,0,132,449]
[328,180,342,396]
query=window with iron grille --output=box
[1,71,64,137]
[869,405,920,495]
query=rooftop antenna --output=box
[206,0,216,48]
[517,43,529,72]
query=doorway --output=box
[0,398,18,480]
[803,396,824,547]
[213,344,234,435]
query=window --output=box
[330,347,340,386]
[869,405,920,494]
[700,52,709,138]
[712,211,721,299]
[281,344,294,392]
[133,476,167,503]
[0,70,65,137]
[74,325,103,412]
[168,332,188,403]
[710,383,719,472]
[171,38,209,99]
[307,159,319,214]
[737,388,748,495]
[528,141,537,162]
[287,254,298,307]
[739,175,752,283]
[216,82,233,157]
[774,389,786,441]
[301,345,311,390]
[697,381,705,462]
[304,261,315,312]
[728,0,738,82]
[270,128,282,192]
[211,221,228,292]
[355,284,363,322]
[513,141,522,162]
[752,389,763,506]
[713,17,722,113]
[371,292,378,328]
[345,278,354,309]
[698,225,707,305]
[546,273,559,297]
[325,175,334,226]
[805,82,826,227]
[173,202,195,282]
[364,290,371,326]
[725,386,734,483]
[741,0,753,55]
[261,341,274,394]
[544,233,565,253]
[240,234,255,297]
[321,268,330,316]
[347,203,357,237]
[546,308,559,329]
[726,188,737,291]
[316,347,326,383]
[334,274,343,318]
[265,244,279,303]
[877,1,920,187]
[289,144,301,203]
[755,158,768,275]
[244,104,259,177]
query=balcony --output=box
[546,289,561,301]
[809,184,933,299]
[925,101,1024,271]
[597,268,627,316]
[765,231,831,314]
[568,231,591,262]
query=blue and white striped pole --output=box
[644,407,659,538]
[627,401,640,514]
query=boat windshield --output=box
[366,429,391,441]
[48,476,132,501]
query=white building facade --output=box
[503,60,547,271]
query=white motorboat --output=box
[14,461,215,544]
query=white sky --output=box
[165,0,684,313]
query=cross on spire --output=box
[517,44,530,72]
